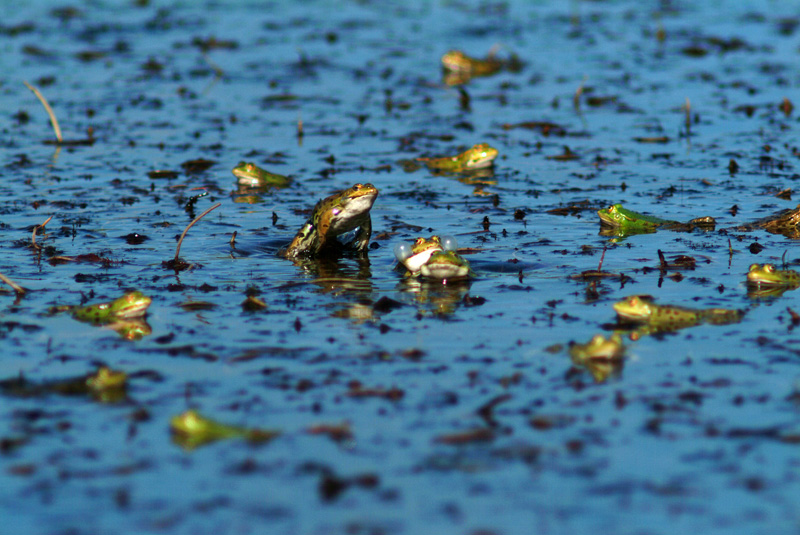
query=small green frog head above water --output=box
[418,143,499,173]
[71,291,152,323]
[170,409,279,450]
[394,235,457,274]
[231,161,290,188]
[597,204,668,231]
[569,334,625,362]
[441,50,502,76]
[285,183,379,258]
[419,250,472,282]
[747,263,800,287]
[85,367,127,392]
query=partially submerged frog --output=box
[569,334,625,383]
[0,366,128,403]
[394,235,458,275]
[419,250,473,282]
[232,161,290,188]
[53,291,152,323]
[417,143,498,173]
[613,295,742,335]
[441,49,521,85]
[284,183,378,259]
[569,334,625,362]
[442,50,502,77]
[733,204,800,239]
[747,263,800,288]
[170,409,280,450]
[598,204,716,236]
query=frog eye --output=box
[440,235,457,251]
[764,264,774,273]
[748,264,759,272]
[394,242,413,262]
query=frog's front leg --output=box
[353,217,372,252]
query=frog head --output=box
[419,250,471,281]
[463,143,499,170]
[109,291,152,319]
[613,295,655,321]
[597,204,630,227]
[441,50,471,72]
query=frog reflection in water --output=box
[613,295,742,338]
[597,204,716,236]
[284,183,378,259]
[417,143,498,173]
[231,161,290,188]
[0,366,128,404]
[170,409,280,450]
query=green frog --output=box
[597,204,716,236]
[170,409,280,450]
[419,250,473,282]
[747,263,800,287]
[0,366,128,403]
[394,235,458,274]
[613,295,742,335]
[52,291,152,323]
[441,50,502,76]
[232,161,290,188]
[569,334,625,361]
[569,334,625,383]
[734,204,800,239]
[284,183,379,258]
[417,143,498,173]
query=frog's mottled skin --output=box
[418,143,498,172]
[285,183,378,259]
[598,204,716,235]
[170,409,279,450]
[70,291,152,323]
[232,161,290,188]
[735,204,800,238]
[569,334,625,361]
[747,264,800,288]
[441,50,502,77]
[419,250,472,282]
[613,295,742,333]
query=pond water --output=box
[2,1,800,534]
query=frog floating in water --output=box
[284,183,378,259]
[417,143,498,173]
[613,295,742,337]
[394,235,457,275]
[59,291,152,323]
[0,366,128,403]
[733,204,800,239]
[440,49,521,85]
[419,250,473,282]
[170,409,280,450]
[597,204,716,236]
[50,291,152,339]
[231,161,290,188]
[568,334,625,383]
[746,263,800,299]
